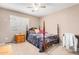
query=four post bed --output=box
[27,21,60,52]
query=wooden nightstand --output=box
[15,34,25,43]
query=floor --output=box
[0,41,78,55]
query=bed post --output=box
[57,24,60,43]
[39,20,46,52]
[43,20,45,51]
[39,25,40,30]
[26,25,28,40]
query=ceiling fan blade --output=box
[26,6,32,8]
[40,6,46,8]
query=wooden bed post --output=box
[26,25,28,40]
[57,24,60,43]
[39,20,46,52]
[43,20,45,51]
[39,25,40,30]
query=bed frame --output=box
[26,21,60,52]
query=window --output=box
[10,15,29,34]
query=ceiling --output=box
[0,3,77,17]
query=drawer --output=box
[15,35,25,43]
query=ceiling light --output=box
[32,3,41,11]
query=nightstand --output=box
[15,34,25,43]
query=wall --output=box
[0,8,40,43]
[41,4,79,39]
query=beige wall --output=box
[41,4,79,39]
[0,8,40,43]
[1,4,79,43]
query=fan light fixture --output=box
[32,3,41,11]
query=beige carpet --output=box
[0,41,78,55]
[45,44,75,55]
[0,44,13,55]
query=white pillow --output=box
[35,29,39,33]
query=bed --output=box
[27,21,60,52]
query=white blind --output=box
[10,15,29,34]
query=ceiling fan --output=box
[27,3,47,8]
[26,3,47,12]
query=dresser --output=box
[15,34,25,43]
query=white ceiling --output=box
[0,3,77,17]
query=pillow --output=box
[35,29,39,33]
[39,29,48,34]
